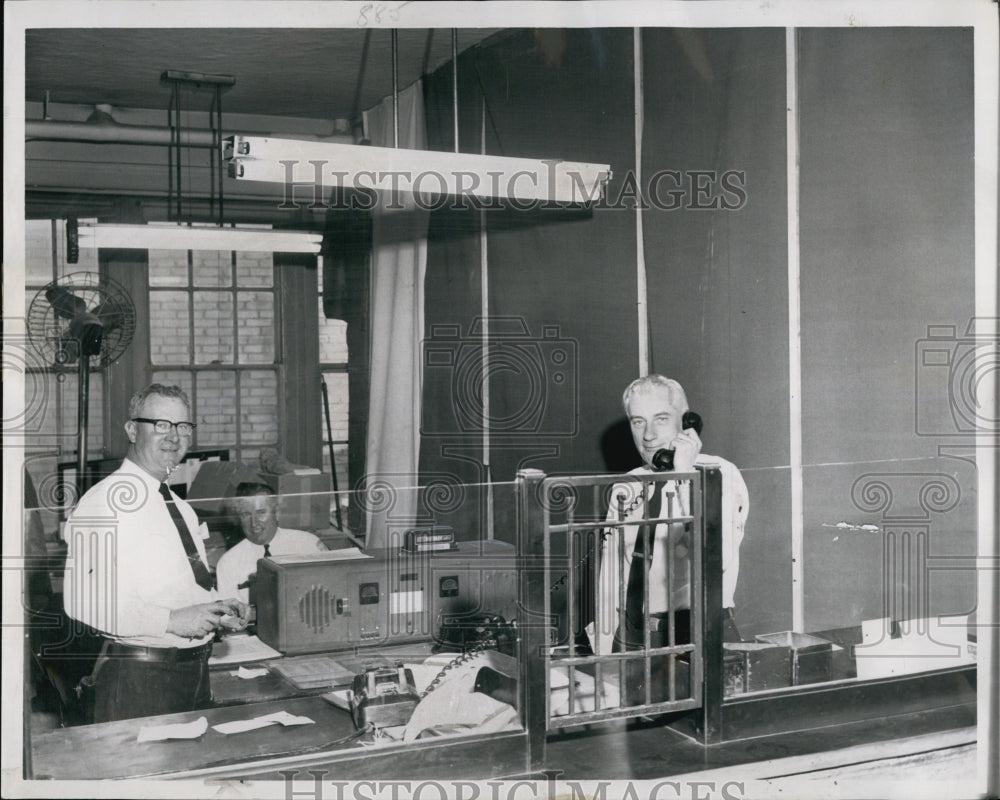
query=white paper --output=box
[390,590,424,615]
[232,666,270,679]
[268,547,369,564]
[137,715,208,742]
[212,710,314,735]
[208,633,282,666]
[856,615,973,679]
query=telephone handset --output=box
[349,615,518,736]
[650,411,703,471]
[436,613,516,657]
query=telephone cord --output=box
[419,638,497,699]
[548,483,655,594]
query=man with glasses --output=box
[63,383,249,722]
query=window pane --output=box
[30,372,62,452]
[193,250,232,288]
[148,250,188,287]
[321,443,350,504]
[236,291,275,363]
[26,221,54,284]
[193,292,235,365]
[236,251,273,287]
[196,371,237,446]
[321,372,349,440]
[239,370,279,444]
[57,371,104,455]
[150,291,191,365]
[318,298,348,363]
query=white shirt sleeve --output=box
[63,484,172,638]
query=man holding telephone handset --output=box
[587,375,749,657]
[64,383,250,722]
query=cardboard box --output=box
[261,471,333,531]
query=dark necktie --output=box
[263,543,271,557]
[158,482,216,591]
[624,482,663,636]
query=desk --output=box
[29,695,529,781]
[209,641,440,706]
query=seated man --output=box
[587,375,749,657]
[216,481,328,604]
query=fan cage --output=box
[26,271,137,371]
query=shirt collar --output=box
[118,456,165,490]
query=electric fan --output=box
[27,271,137,492]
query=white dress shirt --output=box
[63,458,216,648]
[215,527,327,604]
[587,454,749,655]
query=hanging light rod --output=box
[225,135,612,206]
[73,222,321,254]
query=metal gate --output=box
[535,471,706,730]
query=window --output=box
[148,235,279,465]
[23,220,105,524]
[318,256,350,499]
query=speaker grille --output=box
[298,585,332,632]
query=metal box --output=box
[756,631,834,686]
[723,632,834,696]
[723,642,791,695]
[254,540,518,654]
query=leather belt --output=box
[105,640,213,663]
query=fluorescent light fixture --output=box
[225,135,612,205]
[75,223,322,254]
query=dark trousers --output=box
[92,656,211,723]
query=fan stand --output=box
[74,353,91,495]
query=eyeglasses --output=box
[131,418,197,436]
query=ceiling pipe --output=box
[26,119,356,148]
[26,119,217,148]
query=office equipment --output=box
[350,663,420,729]
[254,540,517,655]
[650,411,703,472]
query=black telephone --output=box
[650,411,703,471]
[436,613,516,658]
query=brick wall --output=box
[21,222,352,528]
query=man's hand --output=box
[166,601,239,638]
[216,597,251,632]
[669,427,702,473]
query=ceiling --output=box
[26,28,506,122]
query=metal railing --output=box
[533,471,705,730]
